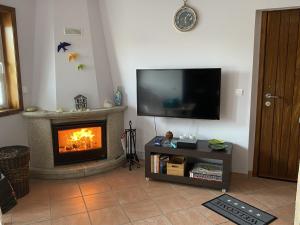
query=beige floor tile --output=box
[270,203,295,224]
[219,221,236,225]
[166,207,213,225]
[143,184,174,198]
[108,178,138,191]
[262,178,297,190]
[104,172,141,191]
[50,197,86,219]
[180,188,215,200]
[10,202,50,225]
[249,186,296,209]
[51,213,91,225]
[153,194,192,214]
[229,175,269,194]
[49,182,82,201]
[2,213,12,225]
[89,206,129,225]
[8,165,298,225]
[270,218,293,225]
[187,191,218,207]
[197,205,228,224]
[18,191,50,206]
[115,187,149,204]
[122,200,161,221]
[132,215,172,225]
[27,220,51,225]
[84,192,118,211]
[79,180,111,196]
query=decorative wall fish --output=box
[57,42,71,52]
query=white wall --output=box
[100,0,300,173]
[32,0,113,111]
[87,0,114,105]
[31,0,56,110]
[0,0,35,147]
[54,0,100,110]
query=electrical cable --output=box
[153,116,158,137]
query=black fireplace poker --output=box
[124,121,140,170]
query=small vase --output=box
[114,86,122,106]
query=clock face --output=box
[174,6,197,32]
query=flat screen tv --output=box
[137,68,221,119]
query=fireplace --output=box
[52,120,107,165]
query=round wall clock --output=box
[174,0,197,32]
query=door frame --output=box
[252,11,268,177]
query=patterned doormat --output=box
[203,194,277,225]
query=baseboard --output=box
[136,151,145,160]
[248,170,253,177]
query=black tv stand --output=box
[145,137,233,192]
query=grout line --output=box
[77,181,92,225]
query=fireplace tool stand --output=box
[124,121,140,170]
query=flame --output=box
[58,127,102,153]
[70,128,95,142]
[65,128,96,151]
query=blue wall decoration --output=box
[57,42,71,52]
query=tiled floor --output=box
[2,165,297,225]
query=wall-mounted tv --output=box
[137,68,221,120]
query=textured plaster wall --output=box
[99,0,300,173]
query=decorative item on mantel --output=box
[56,108,64,113]
[74,94,87,111]
[114,86,122,106]
[57,42,71,52]
[24,106,39,112]
[103,99,113,108]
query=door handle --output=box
[265,93,279,99]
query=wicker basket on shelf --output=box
[0,146,30,198]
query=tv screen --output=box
[137,68,221,119]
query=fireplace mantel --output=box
[22,106,127,179]
[22,106,127,119]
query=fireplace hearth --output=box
[23,107,126,179]
[52,120,107,165]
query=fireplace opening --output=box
[52,121,107,165]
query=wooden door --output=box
[254,9,300,181]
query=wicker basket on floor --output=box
[0,146,30,198]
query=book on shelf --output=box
[151,155,154,173]
[151,154,170,174]
[189,162,223,181]
[190,172,222,181]
[159,155,169,174]
[153,154,160,173]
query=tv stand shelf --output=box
[145,137,233,191]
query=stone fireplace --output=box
[52,120,107,165]
[23,106,126,179]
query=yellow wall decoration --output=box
[68,52,79,62]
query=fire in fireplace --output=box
[58,127,102,153]
[52,121,107,165]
